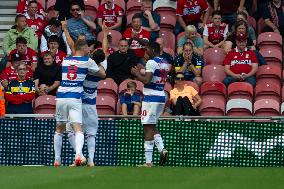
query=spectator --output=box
[175,0,209,35]
[123,13,150,64]
[223,33,258,87]
[203,10,228,49]
[120,81,142,119]
[67,2,96,44]
[16,0,45,16]
[34,52,61,96]
[262,0,284,36]
[224,20,255,53]
[170,72,202,116]
[41,18,71,55]
[174,42,203,86]
[3,14,38,55]
[8,36,38,72]
[138,0,161,42]
[24,0,47,38]
[155,37,174,65]
[1,53,33,89]
[177,25,204,56]
[97,0,124,31]
[54,0,85,21]
[4,63,35,114]
[106,38,138,85]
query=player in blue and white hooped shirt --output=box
[54,40,106,167]
[131,42,171,167]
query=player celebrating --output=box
[54,40,106,166]
[131,42,171,167]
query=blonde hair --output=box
[185,25,197,36]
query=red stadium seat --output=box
[254,99,280,116]
[257,32,282,51]
[228,82,254,102]
[118,79,144,94]
[256,65,281,84]
[257,18,271,35]
[127,0,142,13]
[84,9,97,20]
[202,65,226,82]
[203,47,226,65]
[100,0,126,11]
[226,99,253,116]
[34,95,56,114]
[96,96,116,116]
[97,79,118,102]
[200,81,226,101]
[46,0,56,11]
[159,12,176,30]
[255,80,281,103]
[97,30,122,46]
[199,96,225,116]
[247,15,256,30]
[159,30,176,51]
[259,48,282,67]
[84,0,100,10]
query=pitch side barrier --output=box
[1,114,284,166]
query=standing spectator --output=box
[4,63,35,114]
[41,35,67,66]
[3,14,38,55]
[175,0,209,35]
[41,18,71,55]
[223,33,258,87]
[34,52,61,96]
[203,11,228,49]
[97,0,124,31]
[123,13,150,64]
[170,72,202,116]
[106,38,139,85]
[54,0,85,21]
[262,0,284,36]
[24,0,47,38]
[138,0,161,42]
[177,25,204,56]
[8,37,38,72]
[16,0,45,16]
[174,42,203,86]
[67,2,96,44]
[1,53,33,89]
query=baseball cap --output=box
[236,33,248,42]
[10,53,22,62]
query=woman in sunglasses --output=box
[169,72,202,116]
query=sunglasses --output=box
[71,8,80,12]
[175,77,184,80]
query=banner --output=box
[0,118,283,166]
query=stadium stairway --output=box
[0,0,18,60]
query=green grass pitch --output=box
[0,167,283,189]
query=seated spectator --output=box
[177,25,204,56]
[223,33,258,87]
[54,0,85,21]
[16,0,45,15]
[24,0,47,38]
[1,53,33,89]
[34,52,61,96]
[123,13,150,64]
[262,0,284,36]
[97,0,124,31]
[224,20,255,53]
[8,36,37,72]
[203,11,228,49]
[67,2,96,44]
[120,81,142,119]
[170,72,201,116]
[106,38,138,85]
[4,63,35,114]
[175,0,209,35]
[41,18,71,55]
[41,35,67,66]
[138,0,161,42]
[3,14,38,55]
[174,42,203,86]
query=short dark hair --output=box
[28,0,37,6]
[237,11,248,20]
[70,1,82,9]
[92,49,105,64]
[132,13,142,21]
[75,40,88,51]
[48,18,61,27]
[183,42,193,50]
[48,35,60,44]
[146,42,160,56]
[15,14,26,23]
[16,36,27,45]
[212,10,222,17]
[43,51,53,58]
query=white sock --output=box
[68,131,76,152]
[87,135,96,164]
[75,131,84,156]
[144,140,154,164]
[154,134,165,153]
[54,132,63,161]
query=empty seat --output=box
[159,30,176,51]
[203,47,226,65]
[34,95,56,114]
[127,0,142,13]
[256,65,281,84]
[100,0,126,11]
[159,12,176,30]
[118,79,144,94]
[202,65,226,82]
[46,0,56,11]
[226,99,252,116]
[247,15,256,30]
[84,0,100,10]
[228,82,254,102]
[257,32,282,51]
[257,18,271,35]
[97,30,122,46]
[96,96,116,116]
[97,79,118,102]
[259,47,282,67]
[254,99,280,116]
[200,81,226,101]
[199,96,225,116]
[255,80,281,103]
